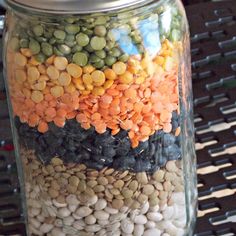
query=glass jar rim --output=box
[4,0,161,14]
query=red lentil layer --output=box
[7,40,180,147]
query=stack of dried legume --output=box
[6,3,187,235]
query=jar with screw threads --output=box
[3,0,197,235]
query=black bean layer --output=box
[15,113,181,173]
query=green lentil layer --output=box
[10,3,183,68]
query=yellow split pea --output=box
[66,63,83,78]
[31,90,44,103]
[50,86,64,98]
[54,56,68,71]
[47,66,60,80]
[58,72,72,86]
[91,70,106,86]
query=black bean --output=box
[133,141,149,155]
[96,155,113,165]
[65,152,82,163]
[163,134,176,147]
[57,147,67,156]
[80,149,91,161]
[116,139,131,156]
[114,130,128,140]
[84,161,104,170]
[134,159,152,172]
[16,110,182,173]
[113,155,135,170]
[37,151,52,164]
[103,147,116,158]
[164,144,181,160]
[149,143,156,157]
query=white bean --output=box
[87,195,98,206]
[121,219,134,234]
[95,199,107,211]
[134,215,147,224]
[85,215,97,225]
[68,204,77,213]
[134,224,144,236]
[105,207,118,215]
[66,194,80,205]
[51,227,66,236]
[145,221,156,229]
[140,202,149,215]
[75,206,93,217]
[94,210,110,220]
[147,212,163,222]
[52,199,67,208]
[58,207,71,218]
[39,223,53,233]
[143,228,161,236]
[29,218,41,229]
[163,206,175,220]
[63,216,75,226]
[85,224,101,232]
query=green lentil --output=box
[65,40,76,47]
[93,60,105,69]
[41,42,53,57]
[137,44,144,53]
[32,25,44,37]
[56,39,65,44]
[54,46,64,56]
[27,29,34,37]
[95,50,106,59]
[44,30,53,39]
[109,48,121,57]
[35,53,46,63]
[53,30,66,40]
[49,38,57,45]
[58,44,71,55]
[119,53,129,62]
[76,33,90,47]
[90,54,101,63]
[105,40,116,51]
[36,37,47,43]
[19,29,28,40]
[105,56,116,66]
[57,25,65,30]
[73,52,88,66]
[20,38,29,48]
[65,54,73,62]
[90,36,106,50]
[65,24,80,34]
[132,32,142,43]
[84,44,94,53]
[29,39,40,55]
[94,25,107,37]
[82,50,89,58]
[94,16,107,25]
[82,28,93,36]
[65,17,76,24]
[65,35,76,47]
[9,37,20,51]
[72,45,83,53]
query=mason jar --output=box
[3,0,198,235]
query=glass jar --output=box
[3,0,197,235]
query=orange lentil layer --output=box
[7,40,179,147]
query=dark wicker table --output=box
[1,1,236,235]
